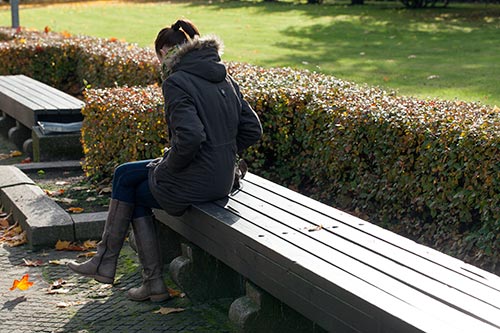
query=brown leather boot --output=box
[127,215,170,302]
[68,199,134,284]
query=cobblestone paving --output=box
[0,243,236,333]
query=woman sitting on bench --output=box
[68,19,262,302]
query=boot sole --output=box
[128,293,171,302]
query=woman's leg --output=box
[68,160,153,284]
[111,162,169,301]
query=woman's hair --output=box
[155,19,200,55]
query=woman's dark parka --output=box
[149,35,262,216]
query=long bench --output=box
[154,172,500,333]
[0,75,84,161]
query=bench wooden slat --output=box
[239,180,500,311]
[244,173,500,290]
[8,75,84,110]
[219,195,500,331]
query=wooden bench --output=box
[0,75,84,161]
[154,172,500,333]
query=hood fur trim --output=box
[162,35,224,75]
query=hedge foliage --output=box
[0,27,159,94]
[1,27,498,271]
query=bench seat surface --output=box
[0,75,84,128]
[155,173,500,333]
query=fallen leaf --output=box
[50,278,67,289]
[57,198,75,205]
[20,157,31,164]
[55,181,69,186]
[10,274,34,291]
[22,258,44,267]
[9,150,23,157]
[77,251,96,258]
[308,224,323,232]
[0,153,10,160]
[99,187,112,194]
[49,258,75,265]
[56,301,71,308]
[55,240,86,251]
[47,288,70,295]
[1,222,27,247]
[45,189,65,197]
[0,213,11,228]
[167,287,185,298]
[83,240,97,249]
[67,207,84,214]
[55,240,71,250]
[153,307,185,315]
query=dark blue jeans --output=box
[111,160,161,218]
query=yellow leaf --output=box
[153,307,185,315]
[9,150,23,157]
[83,240,97,249]
[10,274,34,291]
[77,251,96,258]
[55,240,71,250]
[67,207,84,214]
[167,287,185,298]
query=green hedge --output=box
[0,27,159,94]
[82,64,499,271]
[1,27,498,272]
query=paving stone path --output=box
[0,242,236,333]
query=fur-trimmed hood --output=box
[162,35,226,83]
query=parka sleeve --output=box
[163,80,206,172]
[230,78,263,154]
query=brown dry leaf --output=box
[45,189,65,197]
[47,288,70,295]
[57,198,75,205]
[99,187,112,194]
[47,279,70,294]
[83,240,97,249]
[67,207,84,214]
[153,307,185,315]
[22,258,44,267]
[0,213,11,228]
[167,287,185,298]
[55,240,86,251]
[308,224,323,232]
[77,251,96,258]
[56,302,71,308]
[0,153,10,160]
[55,240,71,250]
[1,222,28,246]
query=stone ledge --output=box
[0,165,35,188]
[1,180,74,248]
[0,165,105,248]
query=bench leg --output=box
[169,243,244,303]
[0,112,16,137]
[8,121,31,151]
[229,281,327,333]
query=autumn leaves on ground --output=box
[0,206,187,316]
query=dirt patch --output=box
[27,168,111,214]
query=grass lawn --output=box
[0,0,499,106]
